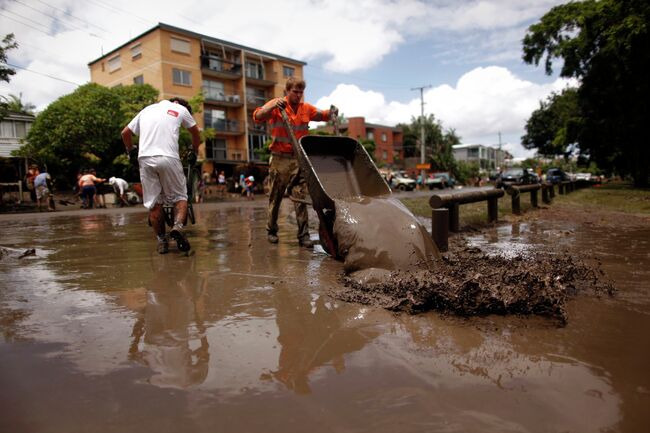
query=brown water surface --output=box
[1,202,649,432]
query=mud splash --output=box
[332,196,440,284]
[333,244,615,324]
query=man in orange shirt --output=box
[254,77,338,248]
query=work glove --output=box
[187,150,197,166]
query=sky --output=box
[0,0,575,159]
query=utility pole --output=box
[411,85,431,185]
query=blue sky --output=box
[0,0,574,159]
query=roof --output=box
[88,23,307,66]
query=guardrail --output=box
[428,187,504,251]
[506,183,545,215]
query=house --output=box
[88,23,306,175]
[0,111,34,159]
[313,117,404,167]
[452,143,511,172]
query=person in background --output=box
[244,175,255,200]
[79,169,106,209]
[92,169,108,208]
[217,170,226,197]
[109,176,130,207]
[25,164,39,203]
[33,170,55,211]
[121,97,201,254]
[253,77,338,248]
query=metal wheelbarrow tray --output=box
[296,135,391,257]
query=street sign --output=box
[416,163,431,170]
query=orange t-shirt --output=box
[253,97,331,154]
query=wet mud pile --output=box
[333,246,615,324]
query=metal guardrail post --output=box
[487,197,498,222]
[542,184,550,204]
[531,189,538,208]
[431,208,449,252]
[511,191,521,215]
[449,202,460,232]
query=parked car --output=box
[496,168,539,188]
[546,168,571,184]
[389,172,416,191]
[574,172,592,182]
[431,172,456,188]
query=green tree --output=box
[1,33,19,119]
[0,33,17,83]
[522,88,581,158]
[398,114,461,173]
[15,83,160,186]
[523,0,650,186]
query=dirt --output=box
[331,202,618,324]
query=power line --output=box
[0,10,52,35]
[33,0,109,33]
[6,62,82,86]
[10,0,103,38]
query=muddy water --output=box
[1,203,649,432]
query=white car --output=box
[389,172,416,191]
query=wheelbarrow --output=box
[162,157,196,227]
[278,107,390,256]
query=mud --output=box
[334,243,615,323]
[332,196,440,284]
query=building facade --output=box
[452,143,511,172]
[88,23,305,174]
[314,117,404,167]
[0,111,34,159]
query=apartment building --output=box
[88,23,305,174]
[452,143,512,172]
[314,117,404,167]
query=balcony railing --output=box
[248,122,267,134]
[245,71,277,85]
[203,90,243,105]
[204,117,241,134]
[246,94,267,108]
[201,55,242,77]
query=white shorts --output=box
[139,156,187,209]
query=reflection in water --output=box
[128,255,210,388]
[269,286,378,394]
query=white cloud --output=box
[316,66,577,159]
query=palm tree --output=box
[5,93,35,114]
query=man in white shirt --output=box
[121,97,201,254]
[108,176,129,207]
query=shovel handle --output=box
[330,104,339,136]
[278,107,301,155]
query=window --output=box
[382,150,388,160]
[172,68,191,86]
[381,132,387,142]
[14,121,26,138]
[468,147,479,158]
[246,86,266,106]
[248,134,269,161]
[133,75,144,85]
[206,138,227,160]
[283,65,294,77]
[0,121,14,137]
[367,131,374,140]
[131,43,142,59]
[108,55,121,72]
[204,109,226,130]
[245,61,263,80]
[203,79,225,101]
[170,37,190,54]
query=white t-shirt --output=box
[109,177,129,195]
[128,100,196,159]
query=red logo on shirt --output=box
[167,110,179,117]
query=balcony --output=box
[204,117,243,136]
[201,55,242,80]
[245,70,277,87]
[203,90,244,108]
[246,94,267,110]
[248,122,267,134]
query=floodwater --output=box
[1,201,649,433]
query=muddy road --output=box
[1,199,649,432]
